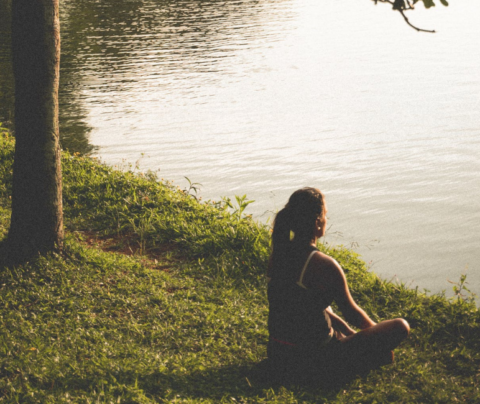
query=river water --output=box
[1,0,479,298]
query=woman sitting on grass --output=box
[267,187,410,384]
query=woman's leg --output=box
[331,318,410,377]
[340,318,410,351]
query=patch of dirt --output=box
[75,230,180,271]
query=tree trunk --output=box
[5,0,63,264]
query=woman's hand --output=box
[327,307,356,337]
[342,325,356,336]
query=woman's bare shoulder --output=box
[311,250,342,272]
[306,249,346,290]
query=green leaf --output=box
[393,0,405,10]
[421,0,435,8]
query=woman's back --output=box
[267,244,332,350]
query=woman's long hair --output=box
[270,187,325,270]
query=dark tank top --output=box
[267,245,333,352]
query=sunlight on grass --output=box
[1,131,479,403]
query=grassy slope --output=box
[1,129,479,403]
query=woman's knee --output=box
[393,318,410,339]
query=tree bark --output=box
[5,0,63,264]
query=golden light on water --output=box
[2,0,478,297]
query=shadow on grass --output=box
[4,354,374,402]
[23,362,350,401]
[132,361,350,401]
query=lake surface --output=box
[1,0,479,298]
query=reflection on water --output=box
[57,0,295,154]
[0,0,479,298]
[0,0,95,153]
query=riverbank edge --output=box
[1,128,479,402]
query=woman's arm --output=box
[309,253,376,330]
[329,260,376,330]
[326,306,356,336]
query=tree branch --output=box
[374,0,436,33]
[399,9,436,33]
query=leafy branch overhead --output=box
[374,0,449,33]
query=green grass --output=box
[1,129,479,403]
